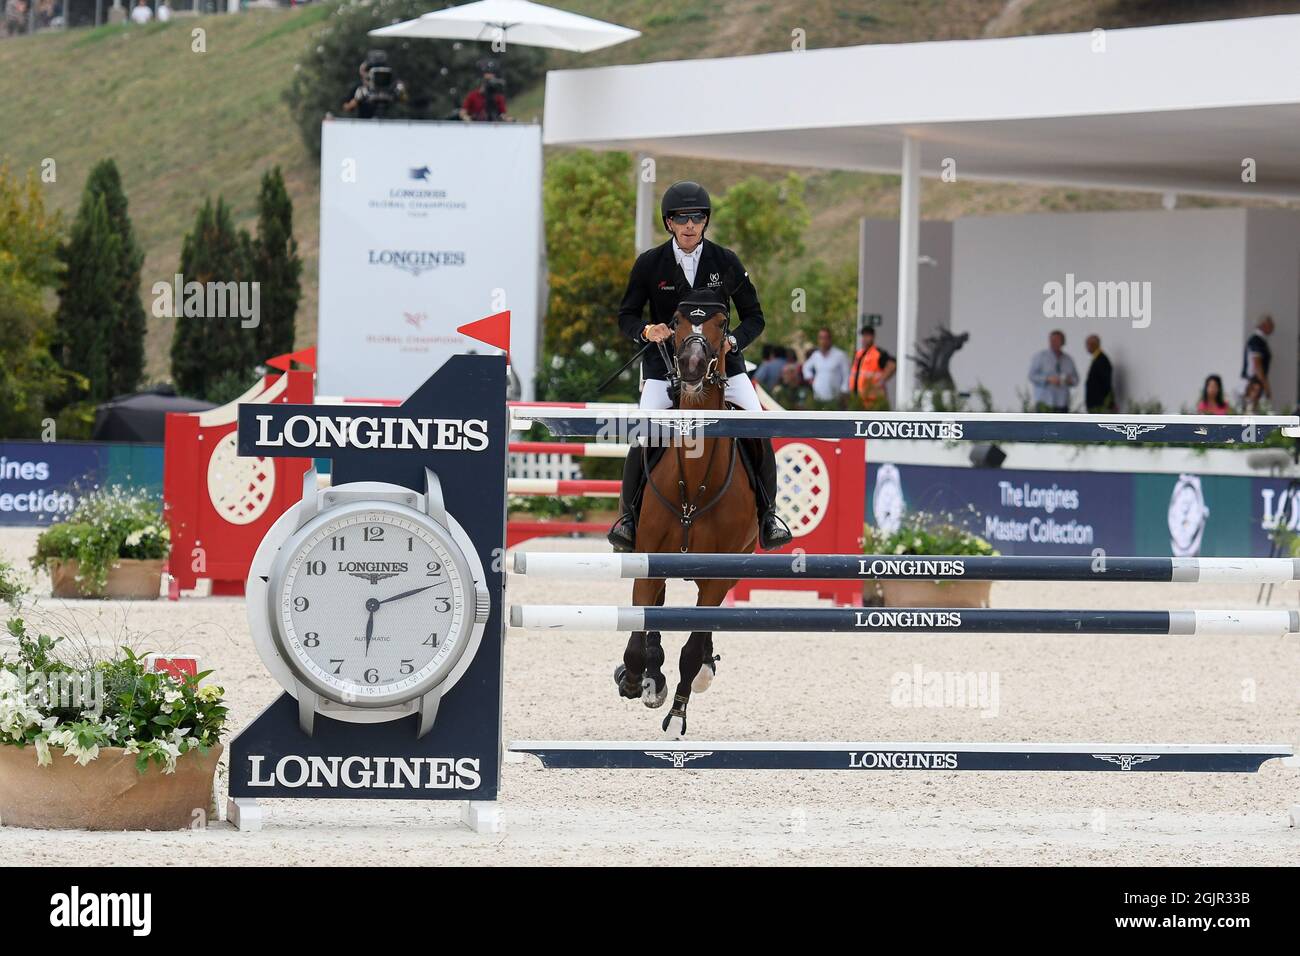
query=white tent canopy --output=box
[371,0,640,53]
[542,14,1300,400]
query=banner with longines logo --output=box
[317,119,542,401]
[866,462,1300,557]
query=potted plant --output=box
[0,568,227,830]
[863,512,998,608]
[31,486,169,599]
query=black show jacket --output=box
[616,238,764,380]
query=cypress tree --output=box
[170,197,258,399]
[252,167,302,361]
[83,160,146,397]
[54,193,119,403]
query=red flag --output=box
[266,347,317,372]
[457,311,511,357]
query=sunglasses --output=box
[669,211,708,224]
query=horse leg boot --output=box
[755,437,793,550]
[663,632,713,737]
[606,449,645,553]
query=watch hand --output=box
[365,608,375,657]
[378,584,439,605]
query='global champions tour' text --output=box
[254,414,489,451]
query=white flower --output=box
[123,738,140,755]
[33,735,51,767]
[124,530,143,548]
[163,688,183,704]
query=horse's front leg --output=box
[662,578,731,737]
[615,577,668,708]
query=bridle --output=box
[655,307,730,399]
[645,307,738,551]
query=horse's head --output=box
[671,294,729,405]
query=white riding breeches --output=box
[639,373,763,411]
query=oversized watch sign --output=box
[247,468,490,739]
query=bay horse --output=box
[613,300,759,737]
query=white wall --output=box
[945,208,1291,413]
[1243,209,1300,409]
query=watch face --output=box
[274,508,468,705]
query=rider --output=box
[607,179,793,553]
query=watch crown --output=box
[474,585,491,624]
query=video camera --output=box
[363,50,398,105]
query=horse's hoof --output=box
[662,712,686,738]
[614,665,641,700]
[692,658,718,694]
[641,674,668,709]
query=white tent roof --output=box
[543,14,1300,200]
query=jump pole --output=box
[509,740,1293,772]
[508,605,1300,636]
[510,407,1300,443]
[513,552,1300,584]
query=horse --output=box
[613,301,759,737]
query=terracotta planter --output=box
[0,743,222,831]
[875,579,993,608]
[47,558,164,600]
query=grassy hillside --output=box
[2,0,1297,380]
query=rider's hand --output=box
[644,323,673,344]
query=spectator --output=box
[1239,314,1274,405]
[754,345,788,391]
[771,360,812,409]
[1241,376,1267,414]
[1028,329,1078,412]
[5,0,28,35]
[460,60,509,122]
[1197,374,1229,415]
[1083,334,1116,412]
[156,0,171,21]
[848,326,896,411]
[130,0,152,24]
[801,327,850,404]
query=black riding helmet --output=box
[661,180,711,233]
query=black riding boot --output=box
[756,437,793,550]
[607,449,644,552]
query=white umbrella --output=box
[369,0,640,53]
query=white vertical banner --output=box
[318,119,542,400]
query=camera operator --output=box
[342,50,407,120]
[459,59,510,122]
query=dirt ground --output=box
[1,528,1297,865]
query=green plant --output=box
[30,487,170,593]
[535,344,639,405]
[170,196,258,400]
[0,622,226,773]
[865,511,998,557]
[0,560,24,610]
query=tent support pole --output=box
[896,135,921,409]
